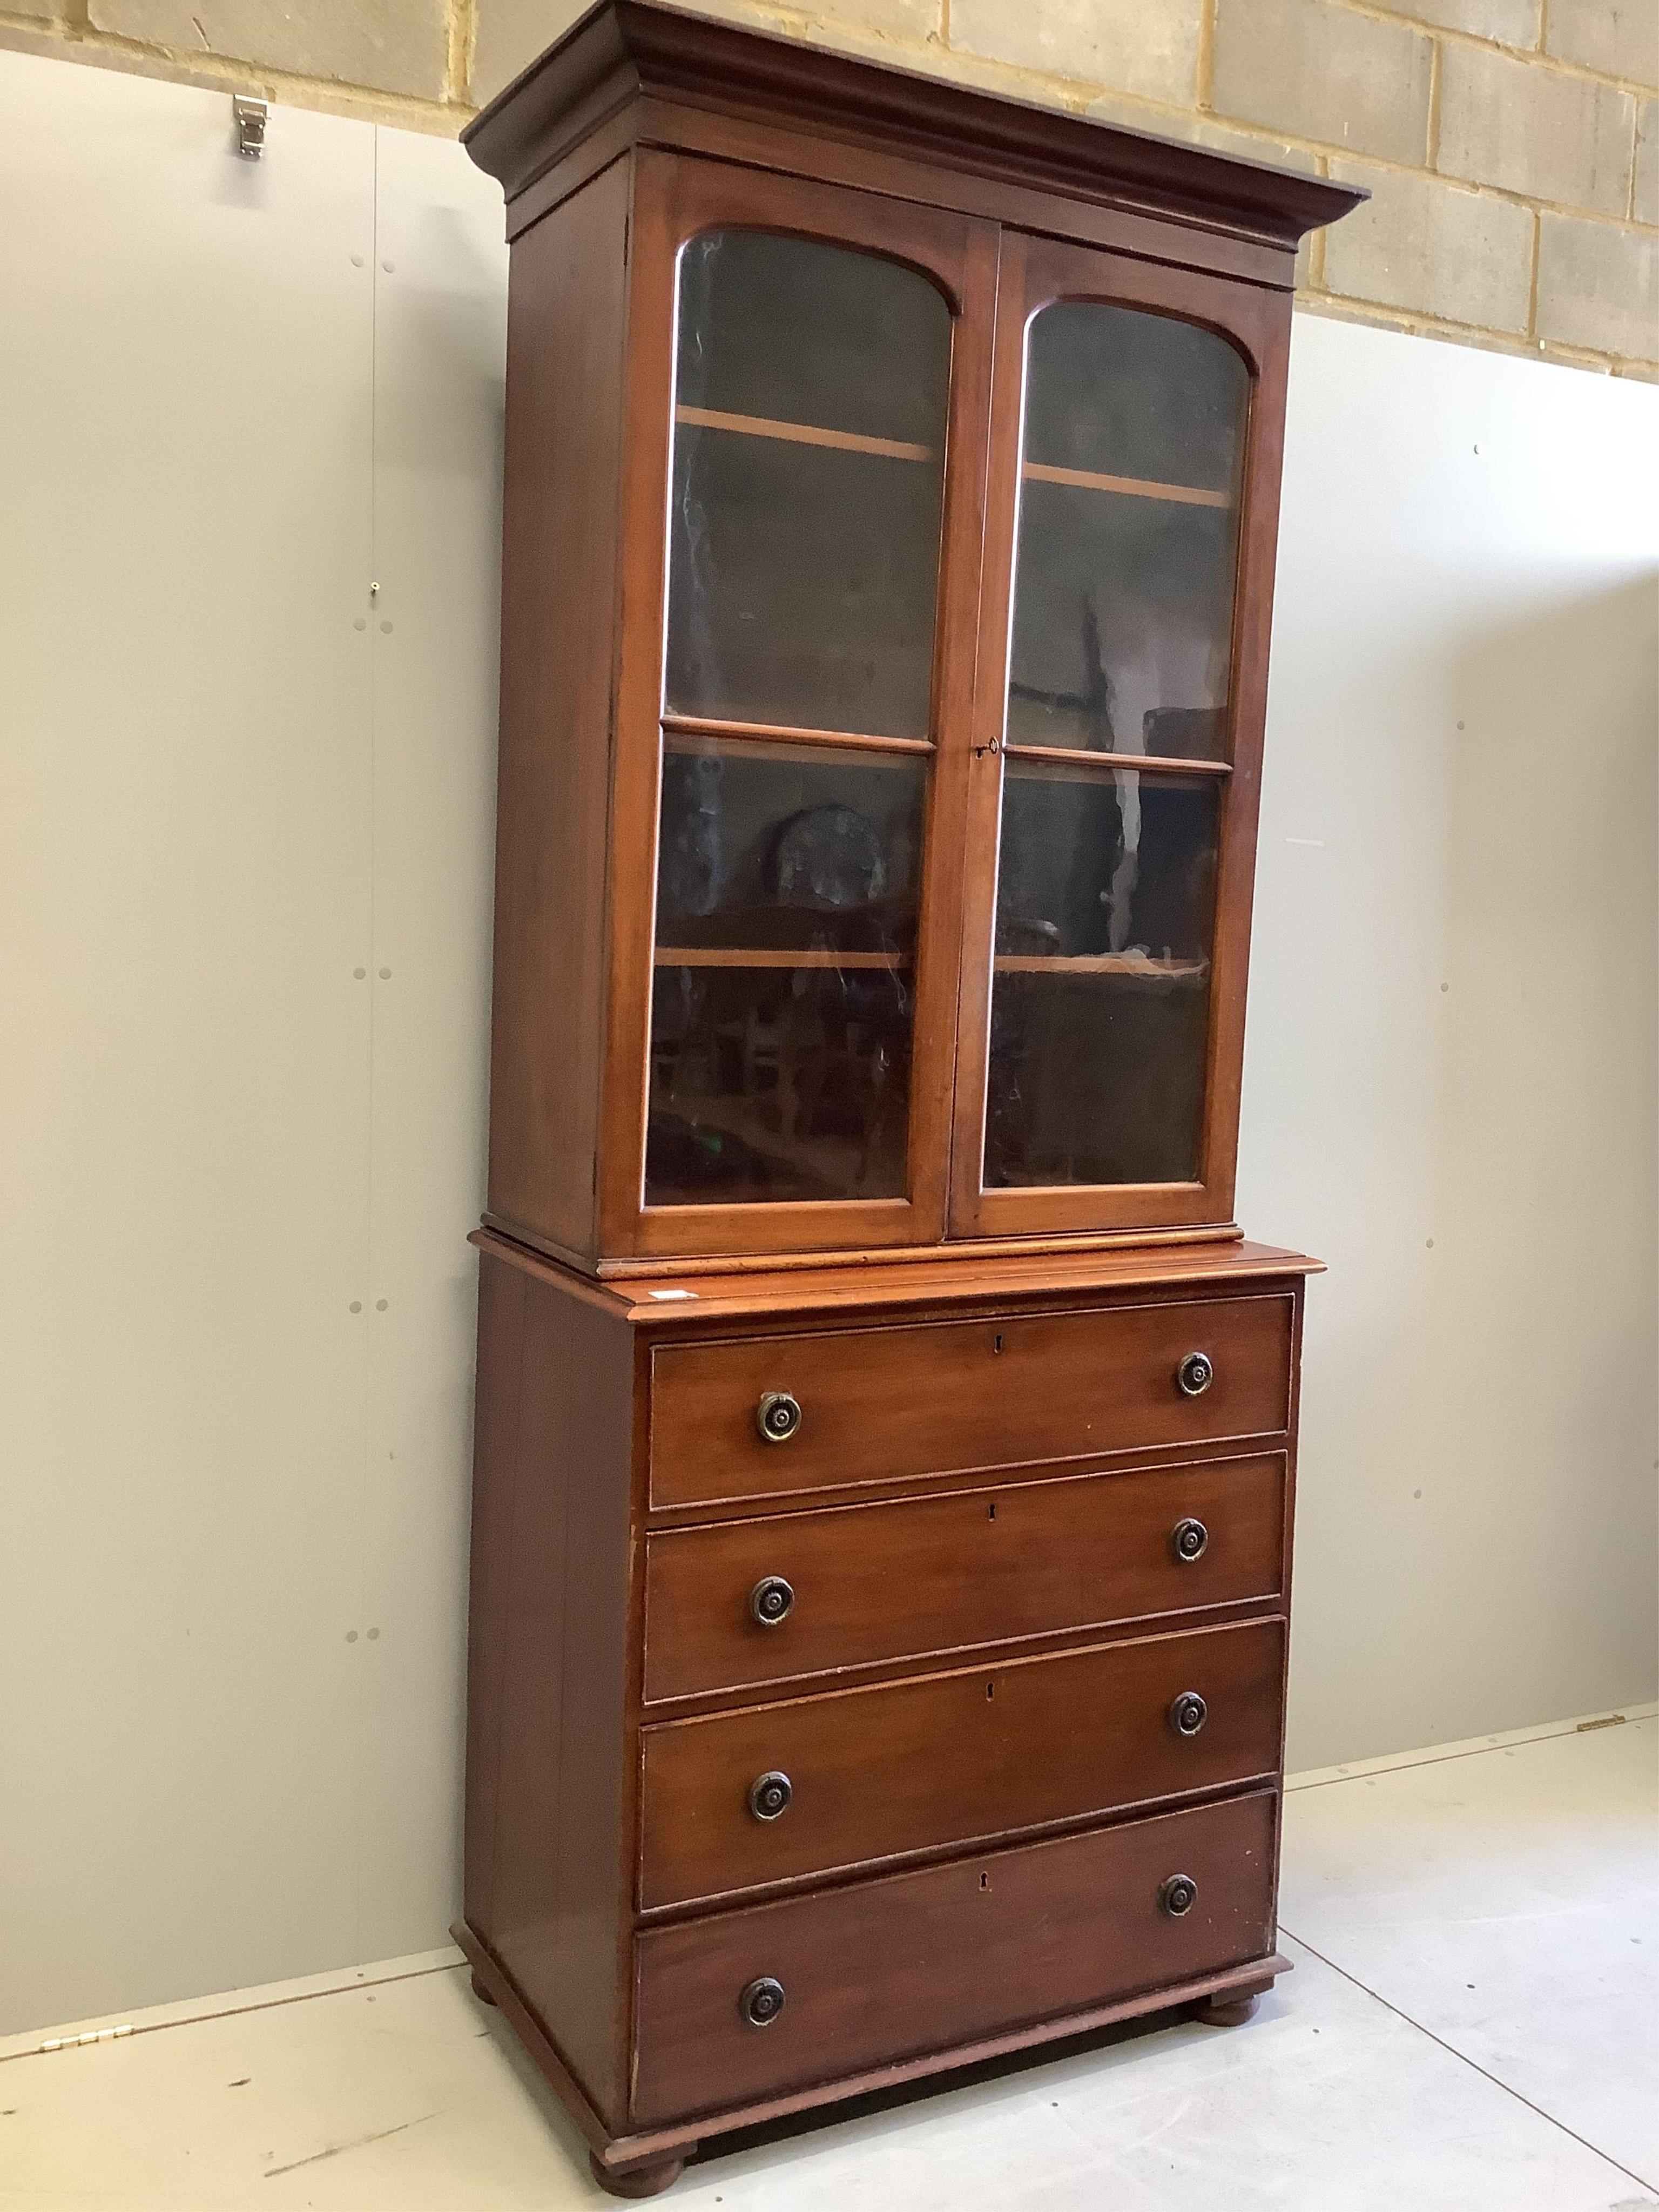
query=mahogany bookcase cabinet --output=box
[458,4,1359,2195]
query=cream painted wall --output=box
[1,51,1654,2034]
[0,52,505,2035]
[1245,314,1659,1769]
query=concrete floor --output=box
[4,1706,1654,2210]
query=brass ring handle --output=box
[1177,1351,1215,1398]
[1170,1517,1210,1564]
[748,1770,792,1822]
[739,1976,786,2028]
[757,1390,801,1443]
[750,1575,794,1627]
[1169,1690,1208,1738]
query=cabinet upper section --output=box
[467,2,1360,1274]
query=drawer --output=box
[644,1453,1285,1703]
[639,1616,1282,1910]
[649,1292,1293,1509]
[633,1787,1277,2125]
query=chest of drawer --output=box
[648,1292,1293,1510]
[632,1786,1277,2126]
[638,1615,1282,1910]
[643,1452,1285,1703]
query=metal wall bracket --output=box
[232,96,268,159]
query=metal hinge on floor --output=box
[1575,1712,1628,1732]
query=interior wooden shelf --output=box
[1002,742,1232,778]
[655,947,911,970]
[675,404,933,463]
[663,716,934,760]
[673,406,1231,511]
[994,954,1208,977]
[1022,460,1231,509]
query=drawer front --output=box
[649,1292,1293,1509]
[639,1616,1282,1910]
[633,1788,1277,2125]
[644,1453,1285,1703]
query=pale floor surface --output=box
[3,1710,1654,2210]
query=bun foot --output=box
[468,1971,497,2007]
[1196,1991,1260,2028]
[590,2151,687,2199]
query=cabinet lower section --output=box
[460,1232,1310,2191]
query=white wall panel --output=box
[1244,315,1659,1769]
[0,51,503,2033]
[356,123,504,1963]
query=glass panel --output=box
[647,738,926,1207]
[666,231,952,740]
[984,765,1218,1189]
[1006,304,1247,762]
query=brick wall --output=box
[4,0,1655,375]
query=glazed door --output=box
[950,232,1290,1239]
[602,152,995,1260]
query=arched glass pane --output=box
[664,230,952,741]
[984,303,1244,1192]
[648,231,951,1211]
[1005,304,1247,761]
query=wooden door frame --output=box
[597,147,999,1262]
[948,229,1292,1242]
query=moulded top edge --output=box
[462,0,1366,251]
[471,1226,1324,1330]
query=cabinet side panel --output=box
[485,159,631,1260]
[550,1296,637,2117]
[473,1268,635,2126]
[462,1252,528,1937]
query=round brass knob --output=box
[1170,1517,1210,1564]
[1177,1351,1214,1398]
[749,1575,794,1628]
[739,1975,786,2028]
[748,1771,792,1822]
[757,1391,801,1444]
[1159,1873,1199,1918]
[1169,1690,1208,1737]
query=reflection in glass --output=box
[1006,304,1247,761]
[647,740,926,1207]
[665,230,952,739]
[984,767,1218,1189]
